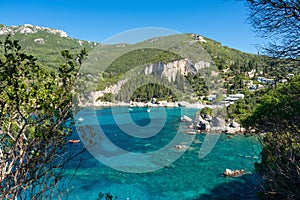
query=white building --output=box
[257,77,275,84]
[225,94,245,102]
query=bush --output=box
[199,107,212,117]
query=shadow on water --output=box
[194,173,263,200]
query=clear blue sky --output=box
[1,0,264,54]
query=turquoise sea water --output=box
[63,107,262,200]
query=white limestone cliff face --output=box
[87,78,128,105]
[89,59,211,103]
[144,59,198,82]
[144,59,211,82]
[102,79,128,95]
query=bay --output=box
[62,107,262,200]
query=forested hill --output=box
[0,24,97,70]
[0,24,265,73]
[0,24,278,102]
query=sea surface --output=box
[61,107,262,200]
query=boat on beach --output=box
[68,139,81,143]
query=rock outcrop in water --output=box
[181,115,193,123]
[193,112,245,134]
[223,169,245,177]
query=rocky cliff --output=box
[144,59,199,82]
[90,58,210,102]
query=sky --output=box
[0,0,265,54]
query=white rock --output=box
[0,28,13,35]
[231,120,240,128]
[48,29,68,37]
[223,168,245,177]
[34,38,45,44]
[181,115,193,123]
[24,24,33,27]
[19,27,37,34]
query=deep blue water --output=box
[62,107,262,200]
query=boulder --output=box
[224,124,245,134]
[197,119,211,131]
[204,115,212,122]
[210,117,225,132]
[194,112,203,125]
[223,168,245,177]
[175,144,188,150]
[186,131,197,135]
[194,112,245,133]
[230,120,240,128]
[181,115,193,123]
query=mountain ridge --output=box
[0,24,98,70]
[0,24,274,103]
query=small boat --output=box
[78,117,84,121]
[147,108,151,112]
[68,139,81,143]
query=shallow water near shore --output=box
[63,107,262,200]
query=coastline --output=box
[78,101,227,109]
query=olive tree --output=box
[0,36,87,199]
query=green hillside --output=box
[0,24,96,70]
[88,34,271,101]
[0,24,265,75]
[2,24,290,102]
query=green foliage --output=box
[199,107,212,117]
[185,73,208,97]
[226,89,266,122]
[95,35,269,102]
[0,26,94,70]
[107,48,181,76]
[241,75,300,199]
[199,37,265,74]
[256,130,300,199]
[0,26,281,105]
[0,36,87,199]
[97,93,113,102]
[97,48,182,90]
[129,83,177,102]
[0,28,274,102]
[242,75,300,130]
[97,73,123,91]
[114,73,185,102]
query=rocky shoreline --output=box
[181,112,245,134]
[78,100,226,109]
[79,101,244,134]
